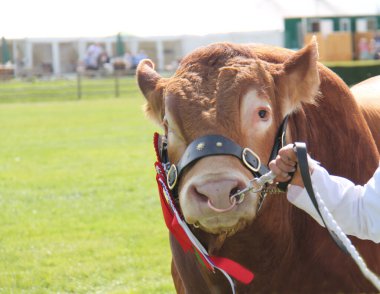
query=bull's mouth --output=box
[193,214,252,236]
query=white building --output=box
[7,31,283,76]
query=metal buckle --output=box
[167,164,178,190]
[242,147,261,172]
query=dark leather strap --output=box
[167,135,269,188]
[157,135,169,164]
[268,115,292,191]
[294,142,349,255]
[269,115,289,163]
[177,135,249,173]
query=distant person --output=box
[358,38,370,60]
[132,50,148,69]
[84,43,103,70]
[369,38,376,60]
[99,51,110,66]
[374,36,380,60]
[123,51,133,70]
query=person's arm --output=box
[288,163,380,243]
[269,144,380,243]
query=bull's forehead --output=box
[164,58,272,143]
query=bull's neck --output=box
[187,194,304,291]
[192,189,294,248]
[289,74,379,184]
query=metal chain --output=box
[229,171,276,202]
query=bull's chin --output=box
[196,217,251,237]
[195,219,251,254]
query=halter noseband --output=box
[166,134,270,190]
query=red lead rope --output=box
[153,133,254,287]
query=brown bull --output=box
[137,40,380,293]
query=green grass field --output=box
[0,87,175,293]
[0,76,139,103]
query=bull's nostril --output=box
[229,186,245,204]
[192,186,209,203]
[192,180,245,210]
[229,187,240,197]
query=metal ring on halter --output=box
[242,147,261,172]
[167,164,178,190]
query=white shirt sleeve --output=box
[287,162,380,243]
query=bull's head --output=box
[137,41,320,240]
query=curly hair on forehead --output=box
[178,42,256,69]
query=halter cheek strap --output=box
[269,115,291,191]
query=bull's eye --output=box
[258,109,268,119]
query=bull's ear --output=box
[277,37,320,113]
[137,59,165,125]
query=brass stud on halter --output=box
[196,142,205,151]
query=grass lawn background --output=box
[0,77,139,103]
[0,90,175,293]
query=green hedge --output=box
[323,60,380,86]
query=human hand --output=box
[269,144,304,187]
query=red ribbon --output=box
[156,172,193,251]
[210,256,254,285]
[153,133,254,285]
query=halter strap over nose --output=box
[166,134,270,190]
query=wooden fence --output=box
[0,71,137,103]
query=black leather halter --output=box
[160,115,290,194]
[167,135,269,190]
